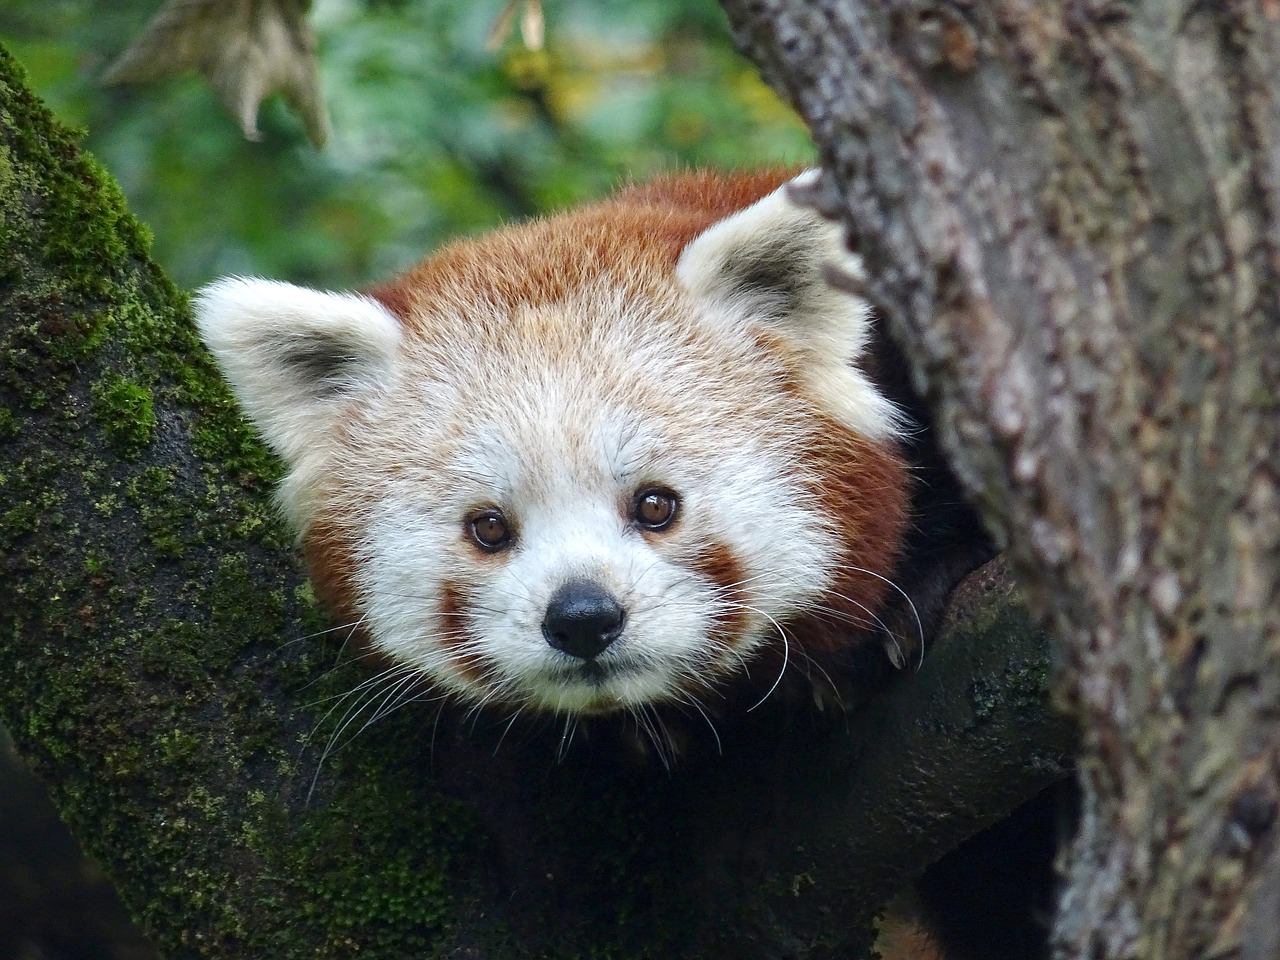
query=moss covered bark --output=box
[0,43,1070,959]
[0,46,476,958]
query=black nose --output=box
[541,580,625,660]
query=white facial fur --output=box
[195,173,902,715]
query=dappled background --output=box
[5,0,813,290]
[0,1,812,956]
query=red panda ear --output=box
[194,278,402,465]
[676,172,904,441]
[677,170,866,340]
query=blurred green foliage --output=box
[2,0,814,290]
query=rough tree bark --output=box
[0,41,1076,959]
[720,1,1280,957]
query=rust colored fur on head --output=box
[302,517,360,632]
[364,170,797,323]
[688,540,750,653]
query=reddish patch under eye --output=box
[691,541,749,650]
[438,581,490,686]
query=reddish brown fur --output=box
[689,541,750,650]
[302,513,498,683]
[436,582,489,686]
[875,911,949,960]
[365,170,796,322]
[795,420,910,655]
[302,517,362,633]
[751,323,911,656]
[343,169,911,700]
[302,514,410,676]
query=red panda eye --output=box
[633,487,679,531]
[468,510,512,551]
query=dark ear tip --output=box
[676,178,861,328]
[722,223,827,316]
[821,259,868,297]
[784,168,843,220]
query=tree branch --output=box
[1,42,1071,957]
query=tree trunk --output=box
[0,43,1073,958]
[719,1,1280,956]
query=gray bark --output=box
[719,1,1280,956]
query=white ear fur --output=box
[677,171,903,440]
[194,277,402,465]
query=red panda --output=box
[194,169,964,718]
[197,169,1032,960]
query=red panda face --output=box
[197,170,910,716]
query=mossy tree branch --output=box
[0,44,477,957]
[719,1,1280,956]
[0,43,1069,958]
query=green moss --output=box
[0,66,149,295]
[963,593,1053,724]
[3,499,39,535]
[123,465,193,556]
[0,45,483,959]
[285,781,459,952]
[93,493,121,516]
[92,372,156,456]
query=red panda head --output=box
[196,170,910,715]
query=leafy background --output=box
[1,1,811,956]
[4,0,813,291]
